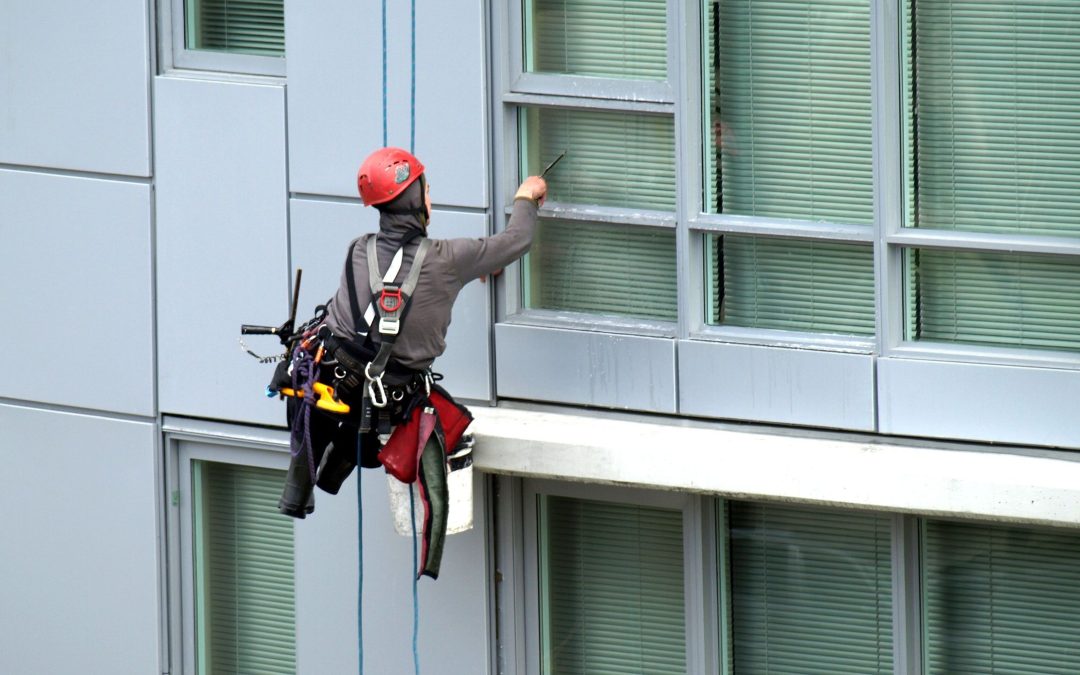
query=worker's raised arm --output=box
[447,176,547,283]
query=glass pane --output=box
[905,248,1080,352]
[924,520,1080,674]
[520,107,676,211]
[904,1,1080,236]
[526,220,676,321]
[727,502,893,675]
[707,235,875,335]
[525,0,667,80]
[185,0,285,57]
[704,0,873,223]
[193,461,295,674]
[539,495,686,675]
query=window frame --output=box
[164,430,292,675]
[158,0,286,78]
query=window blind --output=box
[908,1,1080,237]
[539,496,686,675]
[527,220,676,320]
[712,235,876,335]
[186,0,285,57]
[727,502,893,675]
[707,0,874,223]
[924,520,1080,674]
[526,0,667,80]
[522,107,676,211]
[193,461,296,675]
[907,248,1080,352]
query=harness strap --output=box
[364,236,432,381]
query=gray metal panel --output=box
[290,199,493,400]
[879,357,1080,449]
[0,169,154,415]
[294,470,491,675]
[155,77,288,426]
[495,323,677,412]
[0,404,159,674]
[678,341,877,431]
[0,1,150,176]
[285,0,488,207]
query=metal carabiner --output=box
[365,362,389,408]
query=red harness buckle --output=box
[379,287,403,313]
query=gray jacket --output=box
[325,188,538,372]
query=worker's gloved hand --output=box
[514,176,548,206]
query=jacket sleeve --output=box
[444,198,539,283]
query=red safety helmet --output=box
[356,147,425,207]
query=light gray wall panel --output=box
[290,200,493,400]
[0,169,154,415]
[295,469,491,675]
[0,404,159,674]
[0,1,150,175]
[286,0,488,208]
[495,324,677,412]
[155,77,288,426]
[879,358,1080,449]
[679,341,877,431]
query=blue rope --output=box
[381,0,388,147]
[357,435,365,674]
[409,487,421,675]
[409,0,416,153]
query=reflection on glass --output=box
[727,502,893,675]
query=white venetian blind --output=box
[194,461,296,675]
[186,0,285,57]
[527,220,676,320]
[909,1,1080,237]
[708,0,874,223]
[539,496,686,675]
[727,502,893,675]
[924,520,1080,674]
[908,249,1080,351]
[714,236,875,335]
[526,0,667,80]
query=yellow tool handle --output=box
[279,382,351,414]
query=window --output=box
[923,519,1080,673]
[702,0,876,337]
[515,481,697,675]
[164,0,285,76]
[724,502,893,674]
[901,0,1080,356]
[192,460,296,674]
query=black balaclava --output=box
[376,175,428,237]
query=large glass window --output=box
[192,461,296,674]
[903,1,1080,354]
[538,495,686,674]
[703,0,876,336]
[924,519,1080,674]
[725,502,894,674]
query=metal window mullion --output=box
[892,514,923,675]
[676,0,702,340]
[511,202,676,229]
[873,0,905,359]
[889,228,1080,258]
[691,215,876,243]
[503,91,674,115]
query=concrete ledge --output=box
[470,406,1080,530]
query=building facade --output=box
[3,0,1080,673]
